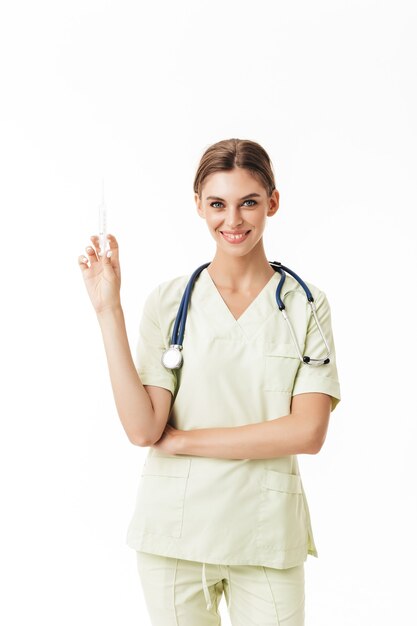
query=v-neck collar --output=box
[198,267,281,340]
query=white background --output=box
[1,1,416,624]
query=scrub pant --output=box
[136,551,305,626]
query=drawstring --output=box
[226,565,232,608]
[201,562,213,610]
[201,562,232,611]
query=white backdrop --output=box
[1,1,416,624]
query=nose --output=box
[225,206,243,228]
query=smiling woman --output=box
[193,146,280,270]
[79,138,342,626]
[195,168,279,260]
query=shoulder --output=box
[144,272,191,312]
[279,265,326,302]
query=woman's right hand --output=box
[78,233,122,315]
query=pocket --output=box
[134,456,191,539]
[263,342,301,392]
[256,469,308,551]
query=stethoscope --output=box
[161,261,331,370]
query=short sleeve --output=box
[134,285,177,396]
[291,290,341,412]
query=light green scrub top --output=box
[126,267,341,571]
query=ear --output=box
[195,192,205,219]
[267,189,280,217]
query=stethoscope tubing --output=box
[163,261,331,369]
[171,262,210,347]
[270,261,314,307]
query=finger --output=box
[78,254,89,270]
[105,233,119,263]
[85,237,98,263]
[88,236,101,263]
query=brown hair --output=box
[193,138,276,199]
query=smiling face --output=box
[195,167,279,257]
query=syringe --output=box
[98,180,109,257]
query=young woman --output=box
[78,138,341,626]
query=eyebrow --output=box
[205,193,262,201]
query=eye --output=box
[243,199,257,207]
[210,201,223,208]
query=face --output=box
[195,168,279,256]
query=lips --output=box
[220,230,251,243]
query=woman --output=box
[78,138,341,626]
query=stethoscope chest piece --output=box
[161,345,183,369]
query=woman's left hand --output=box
[151,424,184,455]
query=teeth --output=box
[222,232,247,239]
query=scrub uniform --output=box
[126,267,341,624]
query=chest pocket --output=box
[263,342,301,393]
[134,456,191,538]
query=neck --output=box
[207,240,275,290]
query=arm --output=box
[97,306,172,446]
[171,392,332,460]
